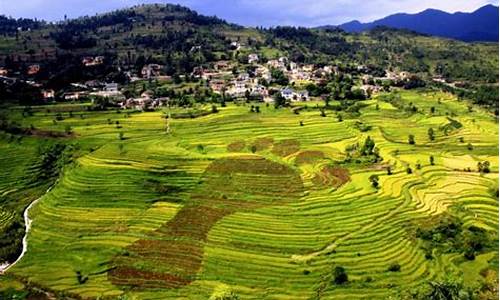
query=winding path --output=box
[0,184,55,274]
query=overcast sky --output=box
[0,0,498,27]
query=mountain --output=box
[331,4,499,42]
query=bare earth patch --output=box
[312,166,351,189]
[109,156,304,289]
[227,140,246,152]
[272,139,300,157]
[295,151,325,165]
[251,137,274,152]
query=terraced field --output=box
[0,90,498,299]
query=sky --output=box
[0,0,498,27]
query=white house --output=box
[248,53,259,64]
[281,87,309,102]
[281,87,294,100]
[104,83,119,92]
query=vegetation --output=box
[0,89,495,299]
[0,3,497,300]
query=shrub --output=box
[333,266,348,284]
[388,263,401,272]
[408,134,415,145]
[369,174,379,188]
[464,249,475,260]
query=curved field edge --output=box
[0,89,497,299]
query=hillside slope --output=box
[0,4,497,86]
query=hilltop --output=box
[0,4,497,81]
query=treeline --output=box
[0,16,44,35]
[437,83,499,115]
[266,26,360,63]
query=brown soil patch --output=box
[227,140,246,152]
[272,139,300,157]
[30,129,74,138]
[109,156,304,290]
[312,166,350,188]
[109,267,191,289]
[295,151,325,165]
[251,137,274,151]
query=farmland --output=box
[0,89,497,299]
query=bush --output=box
[333,266,348,284]
[464,249,475,260]
[408,134,415,145]
[388,263,401,272]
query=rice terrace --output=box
[0,2,498,300]
[0,89,497,299]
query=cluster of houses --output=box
[82,56,104,67]
[119,91,169,111]
[193,55,340,102]
[0,46,427,112]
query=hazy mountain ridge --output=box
[327,4,499,42]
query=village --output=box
[0,50,422,112]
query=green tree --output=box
[333,266,348,285]
[408,134,416,145]
[369,175,380,188]
[273,93,288,109]
[428,128,435,141]
[360,136,375,156]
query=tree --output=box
[428,128,435,141]
[388,263,401,272]
[387,166,392,175]
[478,161,490,173]
[360,136,375,156]
[211,105,219,114]
[467,143,473,151]
[333,266,348,284]
[408,134,415,145]
[482,161,491,173]
[324,96,331,108]
[274,93,288,109]
[270,68,289,85]
[369,175,379,188]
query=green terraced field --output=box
[0,90,498,299]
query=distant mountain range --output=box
[322,4,499,42]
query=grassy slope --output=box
[0,89,497,299]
